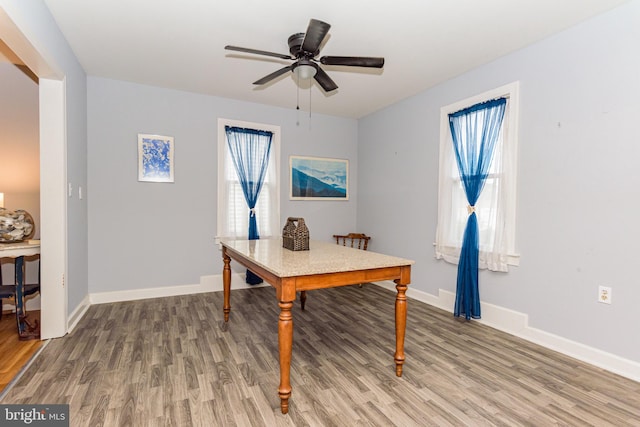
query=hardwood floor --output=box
[1,285,639,426]
[0,310,42,393]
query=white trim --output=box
[0,7,63,79]
[67,294,90,333]
[51,275,640,383]
[3,295,40,313]
[39,78,68,339]
[443,82,520,117]
[372,281,640,382]
[89,273,268,305]
[25,294,40,311]
[436,82,520,272]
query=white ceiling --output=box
[43,0,628,118]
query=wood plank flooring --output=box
[0,310,42,393]
[1,285,639,426]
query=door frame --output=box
[0,7,68,338]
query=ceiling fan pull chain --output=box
[296,73,300,126]
[309,84,312,130]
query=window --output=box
[435,82,520,272]
[217,118,280,240]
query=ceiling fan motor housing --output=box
[288,33,318,57]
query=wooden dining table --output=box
[0,240,40,339]
[220,238,414,414]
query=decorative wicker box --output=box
[282,217,309,251]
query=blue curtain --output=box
[225,125,273,284]
[448,98,506,319]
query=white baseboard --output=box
[67,294,91,334]
[89,273,268,305]
[1,296,40,322]
[2,294,41,313]
[372,281,640,383]
[82,277,640,382]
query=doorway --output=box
[0,7,68,341]
[0,38,42,393]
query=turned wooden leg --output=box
[394,282,408,377]
[300,291,307,310]
[278,300,294,414]
[223,250,231,322]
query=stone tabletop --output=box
[220,238,414,278]
[0,240,41,257]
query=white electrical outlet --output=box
[598,286,612,304]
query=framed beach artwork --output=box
[290,155,348,200]
[138,134,175,183]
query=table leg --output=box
[278,300,293,414]
[15,256,25,336]
[299,290,306,310]
[223,250,231,322]
[394,282,408,377]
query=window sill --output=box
[434,243,520,272]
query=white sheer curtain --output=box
[435,84,520,272]
[217,119,280,240]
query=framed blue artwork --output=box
[138,134,174,183]
[290,155,348,200]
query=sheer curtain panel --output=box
[448,98,506,319]
[224,125,273,284]
[435,83,520,274]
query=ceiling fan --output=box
[225,19,384,92]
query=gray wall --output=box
[0,0,88,315]
[87,77,357,293]
[0,62,39,227]
[358,1,639,362]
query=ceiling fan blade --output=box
[253,65,294,85]
[314,67,338,92]
[301,19,331,54]
[225,45,292,60]
[320,56,385,68]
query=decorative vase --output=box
[0,208,35,242]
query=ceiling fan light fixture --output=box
[294,63,316,80]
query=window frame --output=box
[435,82,520,271]
[217,118,281,242]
